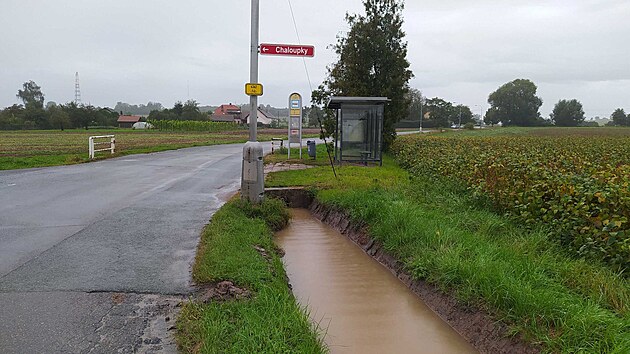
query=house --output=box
[117,115,143,128]
[243,108,273,126]
[211,103,241,124]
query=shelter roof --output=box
[327,96,390,109]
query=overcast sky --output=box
[1,0,629,117]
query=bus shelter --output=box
[327,96,389,166]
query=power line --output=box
[287,0,337,179]
[287,0,313,93]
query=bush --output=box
[464,122,475,130]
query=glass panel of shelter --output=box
[340,104,382,163]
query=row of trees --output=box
[483,79,629,127]
[147,100,208,121]
[0,81,118,130]
[421,98,475,128]
[409,78,626,129]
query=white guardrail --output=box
[89,135,116,159]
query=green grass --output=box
[266,157,630,353]
[177,198,326,354]
[266,143,336,167]
[0,129,319,170]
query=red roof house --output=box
[117,115,143,128]
[211,104,242,123]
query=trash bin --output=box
[307,140,316,159]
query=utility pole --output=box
[419,99,423,133]
[241,0,264,203]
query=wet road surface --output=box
[276,209,477,354]
[0,144,247,353]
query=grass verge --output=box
[177,198,326,353]
[266,155,630,353]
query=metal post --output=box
[249,0,259,142]
[241,0,264,203]
[419,99,423,133]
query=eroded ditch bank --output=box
[268,187,539,354]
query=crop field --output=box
[392,127,630,271]
[0,128,319,170]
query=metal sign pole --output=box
[288,93,303,160]
[241,0,264,203]
[249,0,259,142]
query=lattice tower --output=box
[75,72,82,104]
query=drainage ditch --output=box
[276,208,477,353]
[267,187,539,354]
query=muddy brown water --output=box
[276,209,477,354]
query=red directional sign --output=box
[259,43,315,57]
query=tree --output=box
[611,108,629,126]
[312,0,413,149]
[423,98,453,128]
[172,101,184,117]
[47,105,71,131]
[550,99,585,127]
[307,105,326,129]
[488,79,543,126]
[16,81,48,128]
[0,104,25,130]
[181,100,204,121]
[484,107,501,126]
[453,104,474,126]
[17,81,45,109]
[406,88,424,121]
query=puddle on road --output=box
[276,209,477,354]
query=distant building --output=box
[244,109,274,126]
[117,115,143,128]
[211,103,241,123]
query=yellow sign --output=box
[289,93,301,116]
[245,83,263,96]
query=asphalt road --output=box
[0,143,253,353]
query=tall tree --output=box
[313,0,413,149]
[17,81,47,128]
[611,108,629,126]
[488,79,543,126]
[423,98,453,128]
[550,99,585,127]
[17,81,45,109]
